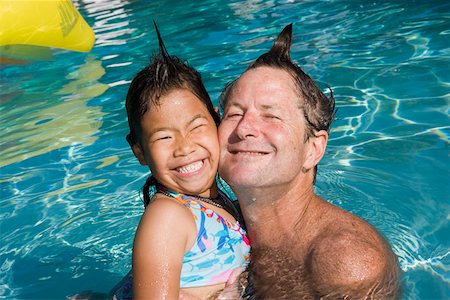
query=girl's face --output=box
[134,89,219,198]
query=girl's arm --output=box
[132,196,196,299]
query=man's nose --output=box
[173,136,195,157]
[235,112,259,140]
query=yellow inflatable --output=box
[0,0,95,52]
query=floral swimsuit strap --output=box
[155,185,242,224]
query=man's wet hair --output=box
[125,21,219,206]
[219,24,336,179]
[220,24,335,138]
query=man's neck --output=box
[235,180,317,248]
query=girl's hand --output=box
[216,268,245,300]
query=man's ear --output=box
[131,143,147,166]
[303,130,328,172]
[214,106,221,120]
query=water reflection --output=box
[0,0,449,298]
[0,55,107,167]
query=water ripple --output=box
[1,0,449,298]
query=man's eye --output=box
[264,114,280,120]
[227,112,243,118]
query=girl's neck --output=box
[157,181,218,199]
[156,181,240,221]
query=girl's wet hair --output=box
[219,24,336,181]
[125,21,219,206]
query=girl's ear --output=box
[303,130,328,172]
[131,143,147,166]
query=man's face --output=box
[218,66,310,191]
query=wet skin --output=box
[133,88,220,198]
[218,66,401,298]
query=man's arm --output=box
[307,229,402,299]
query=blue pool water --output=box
[1,0,449,299]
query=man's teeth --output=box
[237,151,265,155]
[177,161,203,173]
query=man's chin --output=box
[226,175,264,190]
[220,160,266,177]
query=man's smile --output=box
[228,144,272,156]
[231,150,268,156]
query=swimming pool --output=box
[1,0,448,298]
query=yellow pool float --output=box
[0,0,95,52]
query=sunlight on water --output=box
[0,0,449,299]
[0,55,107,168]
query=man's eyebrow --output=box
[260,104,277,110]
[228,99,279,108]
[226,101,244,109]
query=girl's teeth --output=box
[177,161,203,173]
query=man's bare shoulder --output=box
[306,203,401,298]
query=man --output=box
[218,24,401,299]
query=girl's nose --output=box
[173,136,195,157]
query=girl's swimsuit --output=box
[112,188,250,299]
[165,188,250,287]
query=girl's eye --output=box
[192,124,206,131]
[154,136,171,142]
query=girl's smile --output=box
[174,159,205,175]
[134,89,220,198]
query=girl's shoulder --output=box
[137,194,196,236]
[142,193,194,222]
[135,194,197,253]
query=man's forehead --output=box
[228,68,299,106]
[235,67,295,92]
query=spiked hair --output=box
[125,22,219,206]
[126,21,219,147]
[220,24,335,139]
[219,24,336,181]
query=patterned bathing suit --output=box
[168,188,250,287]
[111,188,250,299]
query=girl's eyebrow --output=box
[187,114,210,127]
[149,126,171,136]
[149,114,208,136]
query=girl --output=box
[115,23,250,300]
